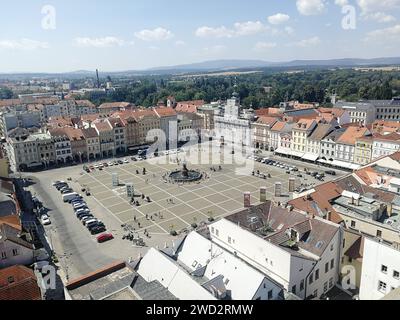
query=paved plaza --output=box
[77,150,313,235]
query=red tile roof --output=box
[337,126,370,145]
[0,266,41,300]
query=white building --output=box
[214,93,253,147]
[0,223,34,269]
[372,134,400,160]
[209,202,342,299]
[360,237,400,300]
[336,102,376,125]
[137,231,284,300]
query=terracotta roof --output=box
[175,100,204,114]
[81,128,99,139]
[0,266,41,300]
[107,118,125,129]
[270,121,287,132]
[336,126,370,145]
[293,119,316,131]
[154,107,177,117]
[225,201,339,258]
[289,181,344,224]
[0,99,22,107]
[98,102,131,109]
[63,127,85,141]
[0,215,21,231]
[93,120,112,133]
[75,100,96,108]
[256,116,278,126]
[81,114,102,122]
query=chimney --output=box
[387,203,393,218]
[356,197,360,207]
[326,211,332,221]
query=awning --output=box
[302,153,319,162]
[275,148,291,156]
[290,151,305,158]
[331,160,360,170]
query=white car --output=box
[41,215,51,226]
[108,162,114,166]
[123,158,129,163]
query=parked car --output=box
[117,160,123,165]
[325,170,336,176]
[90,226,107,235]
[97,233,114,243]
[108,162,114,167]
[123,158,129,163]
[63,192,79,203]
[40,215,51,226]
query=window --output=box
[393,270,399,279]
[315,269,320,280]
[377,230,382,238]
[300,280,305,292]
[215,229,219,237]
[309,273,314,285]
[330,244,334,252]
[228,237,232,244]
[313,289,318,298]
[378,281,387,293]
[323,282,328,293]
[292,285,296,295]
[12,249,18,256]
[330,259,335,270]
[325,263,329,273]
[1,252,6,259]
[381,265,388,274]
[329,278,334,288]
[268,290,273,300]
[350,220,356,228]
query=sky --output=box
[0,0,400,72]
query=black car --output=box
[118,160,123,165]
[90,226,106,235]
[87,221,105,231]
[325,170,336,176]
[56,184,68,190]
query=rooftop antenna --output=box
[96,69,100,89]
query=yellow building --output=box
[0,150,9,178]
[354,136,373,165]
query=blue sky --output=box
[0,0,399,72]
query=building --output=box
[6,128,56,172]
[372,133,400,160]
[336,102,376,125]
[0,265,41,300]
[334,126,370,169]
[373,97,400,121]
[0,216,34,269]
[98,102,134,114]
[108,118,127,154]
[154,107,178,148]
[82,128,101,160]
[61,127,87,163]
[177,112,204,144]
[209,201,342,300]
[360,237,400,300]
[269,121,288,152]
[138,231,284,300]
[252,116,278,151]
[48,128,73,164]
[197,103,221,131]
[65,261,176,300]
[303,123,334,162]
[318,128,346,166]
[291,119,317,158]
[354,136,374,166]
[214,93,253,147]
[93,120,115,158]
[175,100,204,114]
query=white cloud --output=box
[363,12,396,23]
[289,36,321,47]
[365,24,400,42]
[296,0,326,15]
[357,0,400,13]
[254,42,277,51]
[0,39,49,50]
[195,26,234,38]
[195,21,270,38]
[234,21,266,36]
[268,13,290,25]
[335,0,349,6]
[73,36,126,48]
[134,27,174,41]
[175,40,186,46]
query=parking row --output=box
[52,181,114,243]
